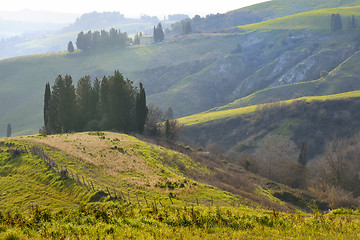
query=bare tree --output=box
[144,103,165,136]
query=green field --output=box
[244,0,360,19]
[240,6,360,30]
[178,90,360,126]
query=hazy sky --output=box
[2,0,268,18]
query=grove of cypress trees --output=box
[44,71,146,134]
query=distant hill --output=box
[171,0,360,34]
[240,6,360,30]
[243,0,360,19]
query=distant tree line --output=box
[170,11,262,35]
[61,12,161,33]
[74,28,130,51]
[330,14,360,32]
[43,70,147,134]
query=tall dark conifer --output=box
[44,82,51,132]
[298,142,308,166]
[62,75,77,132]
[49,75,64,133]
[154,23,164,42]
[76,75,92,130]
[331,13,343,31]
[136,83,148,133]
[6,123,11,138]
[67,41,74,52]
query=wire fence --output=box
[3,143,224,208]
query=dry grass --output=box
[23,132,175,188]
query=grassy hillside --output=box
[178,90,360,126]
[242,0,360,19]
[2,131,306,212]
[1,133,360,239]
[240,6,360,30]
[180,94,360,159]
[214,49,360,111]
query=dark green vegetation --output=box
[43,71,147,134]
[75,28,130,52]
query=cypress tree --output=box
[44,82,51,132]
[76,75,92,130]
[154,23,164,42]
[335,14,343,31]
[331,14,336,31]
[67,41,74,52]
[351,15,356,30]
[91,78,101,120]
[61,75,77,132]
[6,123,11,138]
[136,83,148,133]
[331,13,343,31]
[49,75,64,133]
[76,31,85,50]
[298,142,308,166]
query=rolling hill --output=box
[0,131,313,212]
[179,91,360,159]
[243,0,360,19]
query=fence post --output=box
[169,195,173,205]
[144,196,149,207]
[106,187,111,198]
[137,196,141,207]
[82,176,87,188]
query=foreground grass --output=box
[0,204,359,239]
[178,90,360,126]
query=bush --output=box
[60,169,69,179]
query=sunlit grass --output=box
[178,90,360,126]
[239,6,360,30]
